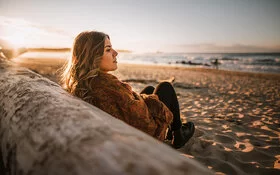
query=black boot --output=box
[173,122,195,149]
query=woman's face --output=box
[99,37,118,72]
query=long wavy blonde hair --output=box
[61,31,109,96]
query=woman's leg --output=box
[153,81,195,149]
[153,82,182,131]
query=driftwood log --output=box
[0,58,212,175]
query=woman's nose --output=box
[113,49,118,57]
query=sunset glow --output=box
[0,0,280,52]
[0,16,73,49]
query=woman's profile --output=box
[61,31,195,149]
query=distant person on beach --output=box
[61,31,195,149]
[211,59,220,69]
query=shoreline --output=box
[13,50,280,74]
[118,63,280,79]
[12,55,280,78]
[118,60,280,74]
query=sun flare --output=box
[1,23,41,49]
[4,33,26,49]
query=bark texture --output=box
[0,58,212,175]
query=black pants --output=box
[140,82,182,131]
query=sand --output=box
[12,57,280,175]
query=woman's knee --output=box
[157,81,174,91]
[145,85,155,90]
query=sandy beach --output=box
[12,57,280,175]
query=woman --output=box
[61,31,195,149]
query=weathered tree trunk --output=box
[0,58,212,175]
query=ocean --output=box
[15,51,280,74]
[118,52,280,74]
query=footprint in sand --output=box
[215,134,235,144]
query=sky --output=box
[0,0,280,53]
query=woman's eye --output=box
[106,49,111,52]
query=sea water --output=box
[15,51,280,74]
[118,52,280,74]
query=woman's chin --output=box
[112,65,118,71]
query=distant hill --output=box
[27,48,132,53]
[116,49,132,53]
[0,47,28,59]
[27,48,71,52]
[0,42,132,59]
[0,39,28,59]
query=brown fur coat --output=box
[76,72,173,141]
